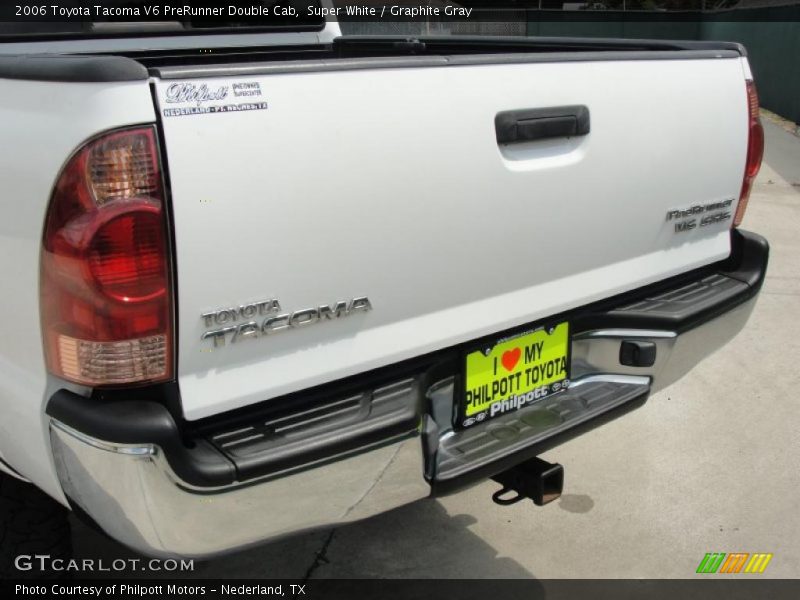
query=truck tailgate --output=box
[153,55,748,419]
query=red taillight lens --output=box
[87,204,167,302]
[734,80,765,227]
[41,127,173,386]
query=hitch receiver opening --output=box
[491,457,564,507]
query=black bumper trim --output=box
[570,229,768,335]
[47,393,236,488]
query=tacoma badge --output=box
[201,297,372,348]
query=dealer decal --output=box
[162,81,268,118]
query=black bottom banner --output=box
[4,579,800,600]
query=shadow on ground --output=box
[71,497,539,581]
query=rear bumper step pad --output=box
[431,376,649,494]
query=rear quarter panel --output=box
[0,77,155,500]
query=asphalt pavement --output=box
[71,118,800,580]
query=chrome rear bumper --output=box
[572,296,758,394]
[51,422,428,558]
[48,230,768,557]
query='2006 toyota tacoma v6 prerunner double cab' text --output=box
[0,7,768,565]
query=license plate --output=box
[458,321,570,429]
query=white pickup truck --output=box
[0,12,768,568]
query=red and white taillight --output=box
[40,127,173,386]
[733,80,765,227]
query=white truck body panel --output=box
[0,77,155,499]
[155,56,748,419]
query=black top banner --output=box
[2,1,800,26]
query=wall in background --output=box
[702,9,800,125]
[527,6,800,124]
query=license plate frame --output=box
[456,321,571,429]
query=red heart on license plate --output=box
[501,348,521,372]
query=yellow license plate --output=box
[460,322,570,428]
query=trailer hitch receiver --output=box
[491,457,564,506]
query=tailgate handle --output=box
[495,105,590,144]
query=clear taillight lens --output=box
[40,127,173,386]
[734,80,765,227]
